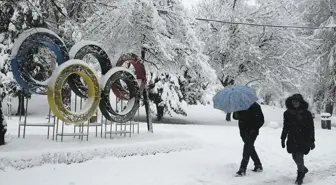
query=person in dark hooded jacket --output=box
[0,103,6,146]
[281,94,315,185]
[233,102,264,176]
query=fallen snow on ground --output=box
[1,95,336,185]
[1,123,336,185]
[267,121,280,129]
[0,120,203,171]
[0,133,202,171]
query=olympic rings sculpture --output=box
[10,28,147,124]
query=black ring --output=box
[99,68,140,123]
[68,42,112,98]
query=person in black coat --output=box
[281,94,315,185]
[0,103,7,146]
[233,102,265,176]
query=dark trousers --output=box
[292,153,305,172]
[240,132,261,170]
[0,131,5,146]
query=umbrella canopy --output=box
[213,85,258,113]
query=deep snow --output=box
[1,95,336,185]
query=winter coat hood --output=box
[285,94,309,110]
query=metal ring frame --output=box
[47,60,101,123]
[11,28,147,124]
[100,67,140,123]
[112,53,147,100]
[11,28,69,95]
[68,41,113,98]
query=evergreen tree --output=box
[148,72,187,120]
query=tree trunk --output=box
[315,101,322,114]
[265,94,272,105]
[156,103,164,121]
[226,113,231,121]
[141,48,153,132]
[220,76,235,122]
[143,88,153,132]
[16,91,25,116]
[325,102,334,115]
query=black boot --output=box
[252,165,263,172]
[302,167,308,179]
[235,169,246,177]
[295,171,304,184]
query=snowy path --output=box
[1,124,336,185]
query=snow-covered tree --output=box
[302,0,336,114]
[194,0,315,109]
[79,0,216,117]
[147,67,211,120]
[148,72,187,120]
[82,0,215,78]
[0,1,48,115]
[179,68,210,105]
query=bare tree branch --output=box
[50,0,67,17]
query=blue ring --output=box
[11,34,68,94]
[22,41,64,72]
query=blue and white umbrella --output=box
[213,85,258,113]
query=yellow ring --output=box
[47,59,101,124]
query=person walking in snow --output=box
[233,102,264,176]
[0,101,7,146]
[281,94,315,185]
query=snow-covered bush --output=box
[148,72,187,120]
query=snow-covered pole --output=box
[141,47,153,133]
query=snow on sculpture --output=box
[47,60,101,123]
[113,53,147,100]
[11,28,147,124]
[100,67,140,123]
[68,41,113,98]
[10,28,69,95]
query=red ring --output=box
[111,54,147,100]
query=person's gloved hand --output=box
[311,142,315,150]
[281,139,286,148]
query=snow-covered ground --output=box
[1,95,336,185]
